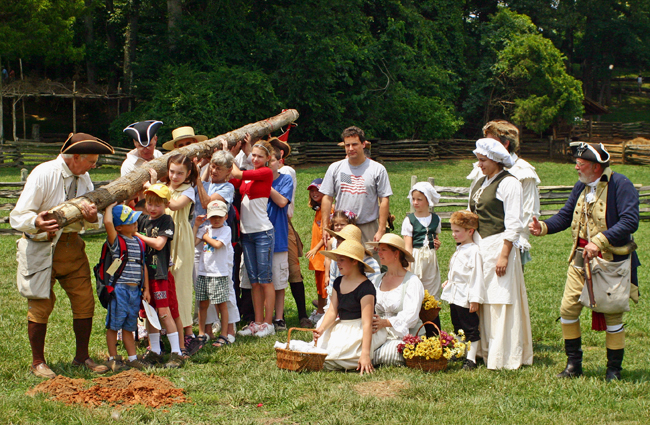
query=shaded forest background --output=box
[1,0,649,146]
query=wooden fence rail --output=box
[0,140,130,167]
[431,184,650,227]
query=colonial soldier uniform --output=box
[533,142,639,381]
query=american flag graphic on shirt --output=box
[340,173,366,195]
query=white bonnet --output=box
[408,182,440,207]
[473,138,515,168]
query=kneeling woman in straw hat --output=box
[315,240,387,374]
[366,233,424,367]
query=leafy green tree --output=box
[463,8,583,134]
[0,0,85,63]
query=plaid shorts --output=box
[196,275,229,304]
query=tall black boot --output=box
[605,348,624,381]
[557,337,583,378]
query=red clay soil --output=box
[26,369,187,408]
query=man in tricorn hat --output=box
[121,120,164,176]
[10,133,115,378]
[530,142,639,381]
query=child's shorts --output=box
[195,275,229,304]
[148,273,180,319]
[240,251,289,291]
[106,283,141,332]
[241,229,274,284]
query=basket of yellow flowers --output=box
[419,290,441,323]
[398,322,469,372]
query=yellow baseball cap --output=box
[144,183,171,201]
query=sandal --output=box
[212,335,231,348]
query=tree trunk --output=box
[123,0,139,94]
[84,0,96,85]
[167,0,182,53]
[105,0,119,91]
[48,110,299,228]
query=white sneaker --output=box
[309,310,323,325]
[237,322,259,336]
[254,323,276,337]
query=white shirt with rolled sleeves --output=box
[10,155,102,240]
[120,149,164,176]
[441,242,485,308]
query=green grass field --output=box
[1,159,649,424]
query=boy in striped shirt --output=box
[103,203,150,371]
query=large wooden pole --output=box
[48,109,299,228]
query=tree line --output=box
[1,0,648,145]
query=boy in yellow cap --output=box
[135,183,184,367]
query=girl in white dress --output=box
[315,240,387,374]
[469,138,533,370]
[402,182,442,298]
[367,233,424,366]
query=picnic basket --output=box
[275,327,327,372]
[404,321,448,372]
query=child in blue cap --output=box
[103,202,150,371]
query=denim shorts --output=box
[106,283,141,332]
[241,229,274,284]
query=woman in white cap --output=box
[467,120,540,265]
[367,233,424,366]
[469,138,533,370]
[315,240,387,374]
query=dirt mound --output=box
[27,369,187,408]
[627,137,650,145]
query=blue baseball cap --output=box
[112,204,142,226]
[307,178,323,190]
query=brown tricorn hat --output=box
[61,133,115,155]
[269,137,291,159]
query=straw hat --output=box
[162,126,207,151]
[321,240,374,273]
[325,224,373,256]
[366,233,415,263]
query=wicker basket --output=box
[419,306,441,323]
[404,321,448,372]
[275,327,327,372]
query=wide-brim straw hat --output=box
[321,239,375,273]
[162,126,208,151]
[366,233,415,263]
[325,224,373,256]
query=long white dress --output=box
[469,172,534,370]
[372,272,424,366]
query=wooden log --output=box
[46,110,299,229]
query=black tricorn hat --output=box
[570,141,610,166]
[60,133,115,155]
[123,120,163,147]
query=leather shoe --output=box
[31,363,56,379]
[72,358,109,374]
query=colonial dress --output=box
[469,170,533,370]
[167,182,195,328]
[372,271,424,366]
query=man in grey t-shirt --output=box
[320,126,392,246]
